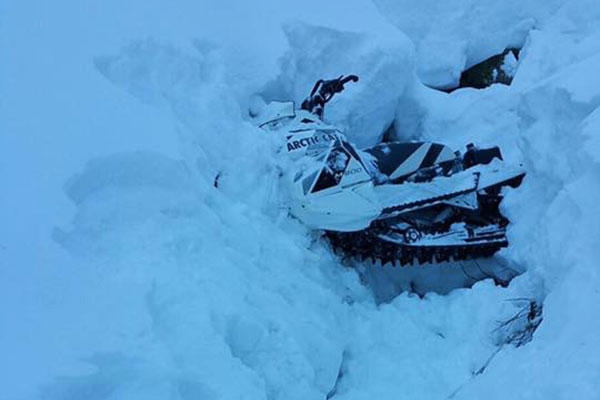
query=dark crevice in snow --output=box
[446,346,504,399]
[474,346,503,376]
[432,48,521,93]
[380,121,397,143]
[326,350,349,399]
[457,48,520,90]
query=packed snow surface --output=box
[1,0,599,399]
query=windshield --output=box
[311,143,351,193]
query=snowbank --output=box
[261,22,415,147]
[373,0,563,88]
[406,2,600,396]
[51,151,365,399]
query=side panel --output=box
[291,182,381,231]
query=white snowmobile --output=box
[252,75,525,266]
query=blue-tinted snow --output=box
[1,0,599,399]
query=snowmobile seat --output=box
[364,142,457,183]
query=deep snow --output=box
[1,0,599,399]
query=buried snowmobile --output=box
[252,75,525,266]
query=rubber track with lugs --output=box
[325,229,507,266]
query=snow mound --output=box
[262,22,415,147]
[52,150,365,399]
[94,39,282,204]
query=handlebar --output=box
[340,74,359,85]
[309,74,359,97]
[301,74,359,118]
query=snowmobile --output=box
[252,75,525,266]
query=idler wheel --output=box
[403,228,422,243]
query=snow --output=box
[373,0,563,88]
[501,51,519,77]
[2,0,600,399]
[263,22,414,147]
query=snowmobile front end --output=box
[285,136,381,231]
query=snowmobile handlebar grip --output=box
[331,75,359,92]
[308,75,359,98]
[340,75,359,85]
[301,75,360,115]
[325,75,359,97]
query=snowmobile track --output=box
[325,230,507,266]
